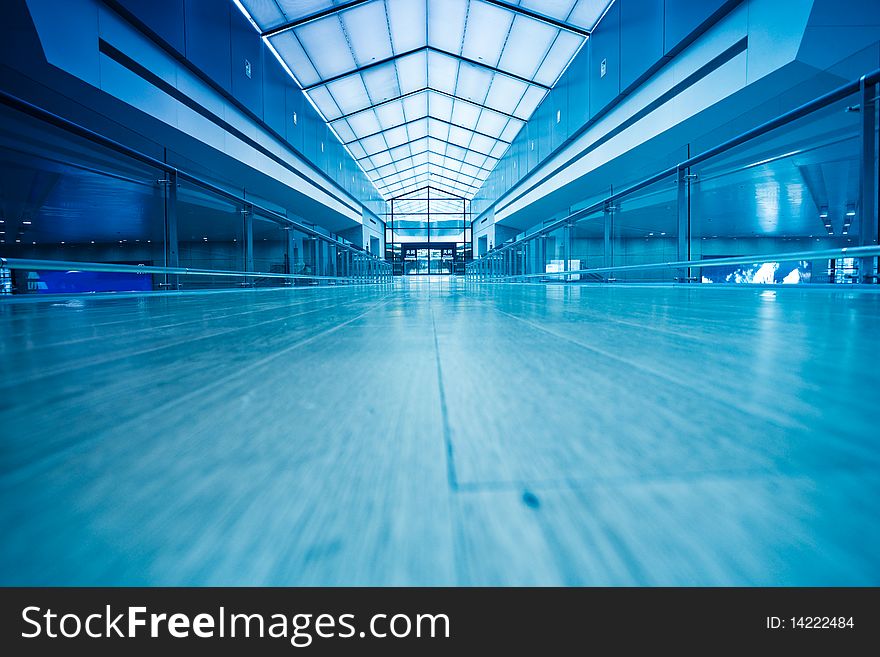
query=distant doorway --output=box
[385,186,472,275]
[401,243,455,275]
[478,235,488,257]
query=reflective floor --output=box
[1,278,879,585]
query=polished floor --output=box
[1,278,879,585]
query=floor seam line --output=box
[430,306,459,492]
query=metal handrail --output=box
[0,258,390,283]
[469,245,880,280]
[0,89,384,262]
[472,67,880,257]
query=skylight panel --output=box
[533,30,582,86]
[447,124,472,148]
[402,93,429,122]
[387,0,427,53]
[236,0,285,28]
[326,74,371,116]
[514,85,546,119]
[274,1,341,24]
[567,0,611,30]
[461,1,513,67]
[332,120,356,143]
[341,139,364,160]
[499,118,523,142]
[266,32,321,87]
[375,162,397,177]
[375,100,406,130]
[360,133,387,156]
[519,0,578,23]
[427,136,449,156]
[426,51,458,95]
[484,75,529,115]
[497,16,558,79]
[446,143,467,161]
[427,0,467,55]
[306,86,342,120]
[295,16,356,80]
[362,63,402,104]
[474,110,508,137]
[469,133,495,155]
[370,151,393,168]
[395,51,428,95]
[449,100,480,127]
[464,150,487,168]
[406,117,429,141]
[384,125,410,148]
[426,91,452,123]
[489,140,509,159]
[459,162,482,178]
[345,109,382,137]
[454,63,493,105]
[427,118,450,141]
[341,2,393,65]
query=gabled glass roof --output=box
[391,186,468,216]
[235,0,613,200]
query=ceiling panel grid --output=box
[235,0,613,199]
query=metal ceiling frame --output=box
[378,168,481,192]
[328,85,529,123]
[262,0,373,37]
[360,148,495,175]
[263,0,593,40]
[389,180,473,199]
[370,159,485,185]
[301,45,552,92]
[353,133,497,163]
[342,113,513,148]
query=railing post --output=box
[540,234,547,280]
[603,199,614,280]
[162,170,179,291]
[286,227,296,284]
[860,76,878,283]
[676,165,693,283]
[563,220,571,282]
[243,205,254,285]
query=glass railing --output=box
[0,90,391,296]
[467,69,880,286]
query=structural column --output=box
[603,199,613,275]
[163,170,179,290]
[563,221,571,282]
[243,205,254,285]
[676,165,693,283]
[860,76,878,282]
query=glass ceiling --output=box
[234,0,613,200]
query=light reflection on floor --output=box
[0,280,878,585]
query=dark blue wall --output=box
[229,5,263,119]
[664,0,730,53]
[589,0,620,118]
[184,0,231,92]
[621,0,665,90]
[116,0,186,54]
